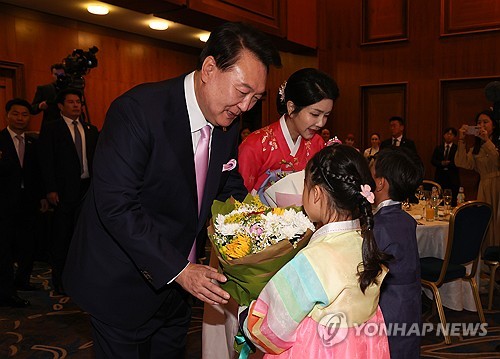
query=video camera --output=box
[56,46,99,91]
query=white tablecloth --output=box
[409,207,477,311]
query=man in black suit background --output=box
[31,63,65,130]
[0,99,49,307]
[37,88,99,294]
[431,127,460,205]
[63,22,281,358]
[380,116,418,154]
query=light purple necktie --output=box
[16,135,25,167]
[188,125,211,263]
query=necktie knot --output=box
[392,138,398,146]
[200,124,211,140]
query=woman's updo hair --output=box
[305,144,392,293]
[276,68,340,116]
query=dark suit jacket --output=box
[0,129,43,217]
[37,116,99,204]
[63,75,247,329]
[380,136,418,154]
[431,143,460,193]
[374,204,421,358]
[31,83,60,129]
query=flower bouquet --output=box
[209,194,314,306]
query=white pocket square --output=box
[222,159,237,172]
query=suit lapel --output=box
[82,122,96,160]
[0,129,22,168]
[162,77,198,212]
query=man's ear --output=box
[376,177,387,192]
[200,56,217,84]
[57,103,64,112]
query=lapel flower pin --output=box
[222,159,237,172]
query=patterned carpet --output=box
[1,262,499,358]
[420,298,500,359]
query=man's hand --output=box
[39,199,50,213]
[46,192,59,206]
[458,125,467,140]
[39,101,48,110]
[175,263,230,305]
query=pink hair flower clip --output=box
[360,184,375,204]
[326,136,342,147]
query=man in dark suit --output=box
[37,88,99,294]
[31,63,65,130]
[0,99,49,307]
[380,116,418,154]
[372,147,424,359]
[62,22,281,358]
[431,127,460,205]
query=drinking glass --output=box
[415,185,424,201]
[422,191,433,221]
[443,189,452,215]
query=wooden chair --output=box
[483,246,499,310]
[420,201,492,344]
[422,179,442,194]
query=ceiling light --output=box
[199,34,210,42]
[149,20,169,31]
[87,5,109,15]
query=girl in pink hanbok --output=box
[241,144,392,358]
[238,68,339,204]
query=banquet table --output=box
[408,205,477,312]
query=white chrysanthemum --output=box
[214,214,240,236]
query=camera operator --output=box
[31,63,65,130]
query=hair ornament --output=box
[278,81,287,103]
[360,184,375,204]
[326,136,342,147]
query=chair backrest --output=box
[422,179,442,194]
[447,201,492,268]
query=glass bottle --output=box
[457,187,465,205]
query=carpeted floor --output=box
[420,298,500,358]
[1,262,499,358]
